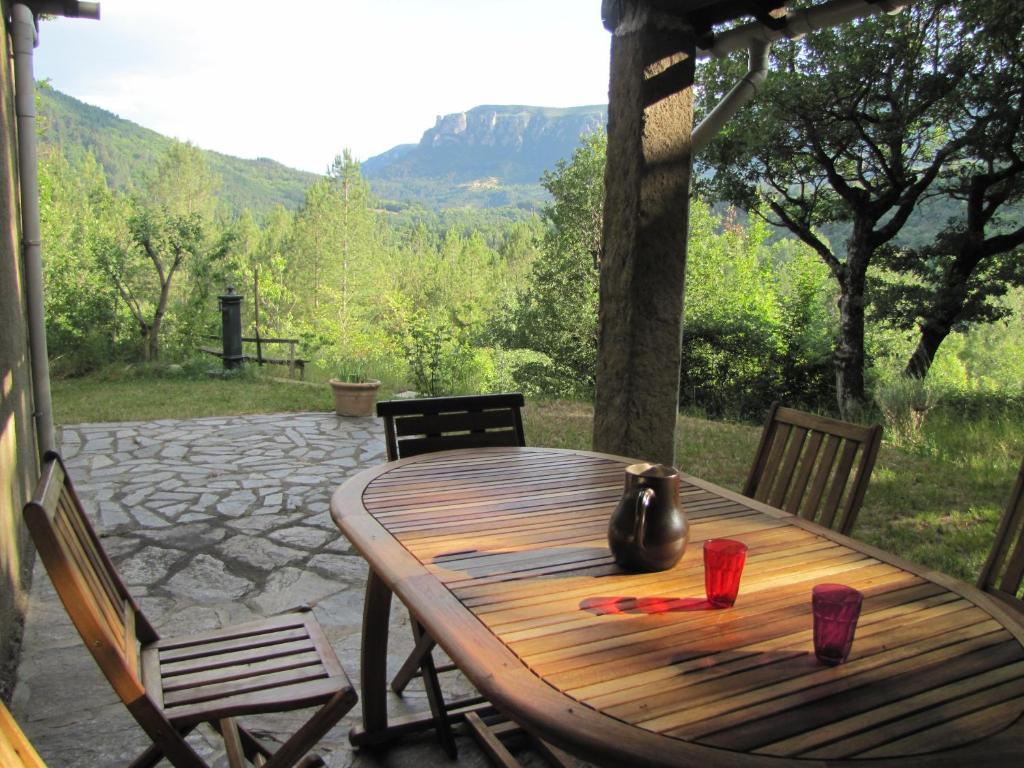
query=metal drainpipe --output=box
[692,39,770,154]
[10,2,99,457]
[691,0,910,153]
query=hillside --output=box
[37,85,609,213]
[37,83,319,215]
[363,104,607,208]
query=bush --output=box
[401,311,480,397]
[873,374,939,449]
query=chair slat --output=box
[52,513,126,653]
[158,627,310,663]
[819,439,860,530]
[0,703,46,768]
[785,431,823,515]
[155,611,309,650]
[163,664,331,707]
[162,652,324,693]
[160,639,316,677]
[769,427,808,510]
[395,409,517,438]
[743,402,882,536]
[399,430,524,459]
[58,492,124,617]
[773,405,872,441]
[377,392,525,418]
[979,459,1024,609]
[801,434,840,520]
[755,423,792,502]
[163,678,351,725]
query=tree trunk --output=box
[905,321,949,379]
[904,239,986,379]
[592,8,695,466]
[148,262,178,363]
[834,253,868,420]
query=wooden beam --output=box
[593,5,696,466]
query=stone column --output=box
[593,2,695,466]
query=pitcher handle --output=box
[632,486,655,546]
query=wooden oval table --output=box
[330,447,1024,767]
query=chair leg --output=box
[392,627,436,694]
[413,619,458,759]
[220,718,246,768]
[465,711,520,768]
[127,724,199,768]
[234,724,272,766]
[262,687,358,768]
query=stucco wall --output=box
[0,7,40,700]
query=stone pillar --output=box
[593,2,695,466]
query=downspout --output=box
[692,39,769,153]
[9,2,99,457]
[691,0,910,153]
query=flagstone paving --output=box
[12,412,561,767]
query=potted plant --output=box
[329,370,381,417]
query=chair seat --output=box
[143,610,354,726]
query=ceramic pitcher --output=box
[608,462,688,572]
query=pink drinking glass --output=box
[812,583,864,665]
[703,539,748,608]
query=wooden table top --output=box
[330,447,1024,767]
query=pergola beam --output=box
[593,2,696,466]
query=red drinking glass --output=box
[812,583,864,665]
[703,539,748,608]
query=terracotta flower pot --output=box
[329,378,381,417]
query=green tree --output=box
[251,205,296,337]
[39,145,128,371]
[102,204,204,361]
[873,1,1024,378]
[288,178,341,329]
[97,141,218,360]
[329,150,379,324]
[505,130,606,397]
[696,1,967,417]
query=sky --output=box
[34,0,613,174]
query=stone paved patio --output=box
[11,412,562,767]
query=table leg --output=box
[360,567,393,737]
[351,566,486,750]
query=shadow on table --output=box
[579,596,712,615]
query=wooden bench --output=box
[201,335,309,379]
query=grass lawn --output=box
[52,370,1023,584]
[52,369,335,423]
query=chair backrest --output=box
[977,458,1024,609]
[22,453,160,709]
[742,402,883,535]
[377,393,527,461]
[0,702,46,768]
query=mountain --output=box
[37,83,319,215]
[38,84,608,213]
[362,104,607,208]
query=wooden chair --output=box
[977,458,1024,610]
[377,392,526,462]
[23,452,356,768]
[743,402,883,536]
[1,702,47,768]
[377,393,566,765]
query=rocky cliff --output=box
[363,104,607,189]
